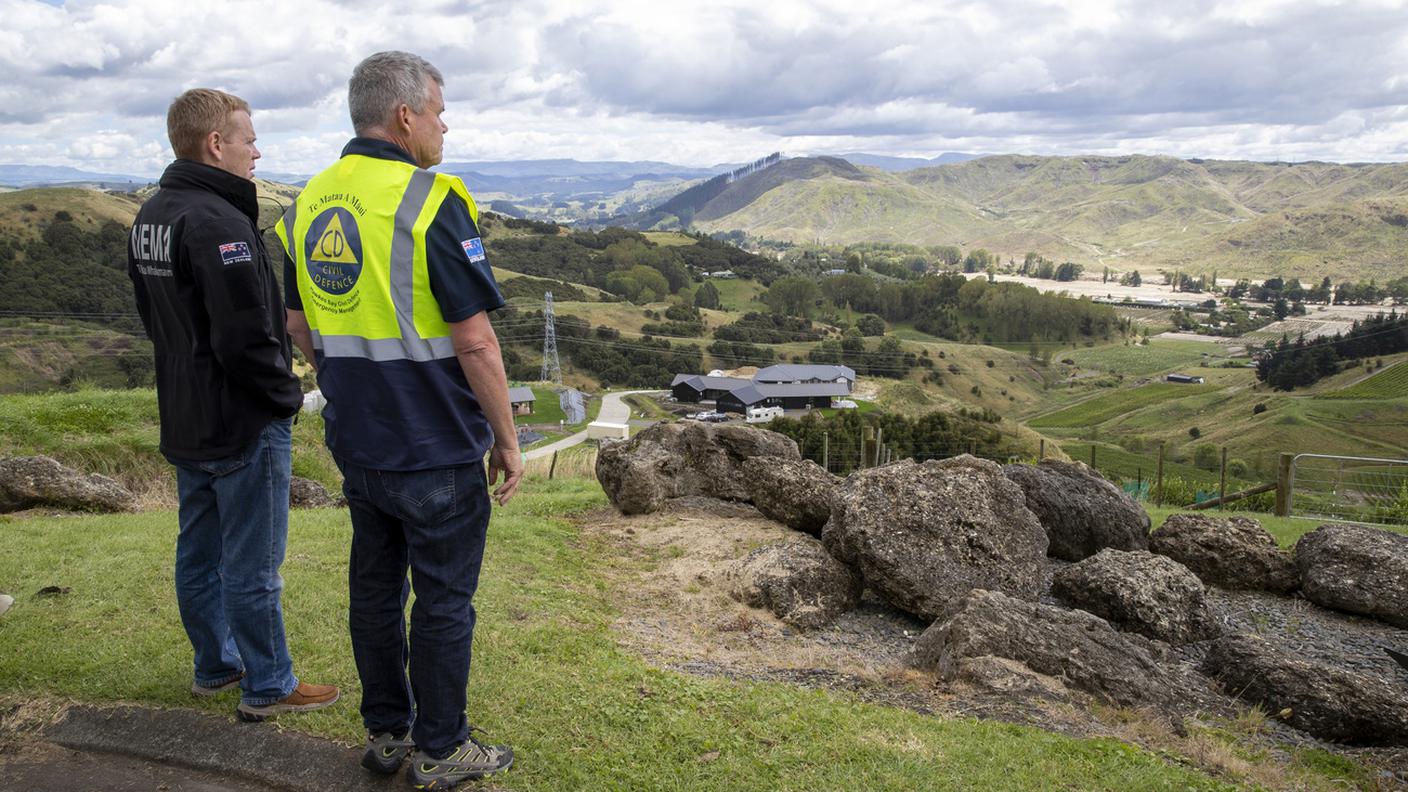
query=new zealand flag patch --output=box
[218,241,252,265]
[460,237,486,263]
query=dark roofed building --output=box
[671,374,753,403]
[1165,373,1205,384]
[753,364,856,391]
[716,381,849,413]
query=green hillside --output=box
[690,154,1408,282]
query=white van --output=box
[745,406,784,424]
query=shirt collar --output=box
[341,137,418,166]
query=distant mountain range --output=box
[620,153,1408,282]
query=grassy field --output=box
[708,278,769,313]
[1030,383,1218,428]
[1320,361,1408,400]
[0,480,1264,792]
[1064,339,1228,377]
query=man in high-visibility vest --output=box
[278,51,522,788]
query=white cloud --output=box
[0,0,1406,175]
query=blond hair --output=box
[166,88,250,160]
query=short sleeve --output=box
[425,192,505,323]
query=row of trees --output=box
[1255,312,1408,390]
[0,213,137,318]
[767,408,1004,475]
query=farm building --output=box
[507,386,537,415]
[1165,373,1205,384]
[715,381,851,413]
[752,364,856,391]
[670,374,752,403]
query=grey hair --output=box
[348,51,444,134]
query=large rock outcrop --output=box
[0,456,136,514]
[595,422,799,514]
[1295,523,1408,628]
[740,457,835,536]
[1203,634,1408,745]
[822,456,1048,621]
[1149,514,1298,593]
[727,537,862,630]
[1002,460,1149,561]
[908,589,1196,710]
[1052,550,1219,645]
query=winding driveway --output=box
[522,389,659,461]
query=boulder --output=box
[727,537,862,630]
[822,456,1048,620]
[1203,634,1408,745]
[1295,523,1408,628]
[0,456,136,514]
[740,457,835,536]
[1149,513,1298,593]
[1002,460,1149,561]
[1052,550,1219,645]
[289,476,340,509]
[596,422,799,514]
[908,588,1192,709]
[952,655,1070,701]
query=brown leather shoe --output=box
[236,681,340,721]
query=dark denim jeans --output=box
[170,418,297,705]
[338,459,492,757]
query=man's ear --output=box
[204,128,224,164]
[394,103,413,133]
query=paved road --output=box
[523,389,659,461]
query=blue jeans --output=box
[339,459,491,757]
[170,418,297,706]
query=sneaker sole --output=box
[411,753,513,789]
[361,749,408,774]
[235,690,340,722]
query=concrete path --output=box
[523,390,659,461]
[2,702,514,792]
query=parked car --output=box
[701,412,730,423]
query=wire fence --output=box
[1288,454,1408,526]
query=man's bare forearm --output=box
[286,309,317,373]
[453,324,518,452]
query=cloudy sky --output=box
[3,0,1407,176]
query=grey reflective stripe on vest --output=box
[309,330,455,361]
[308,167,452,364]
[387,169,440,360]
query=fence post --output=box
[1155,442,1165,506]
[875,427,884,468]
[1039,438,1045,459]
[861,426,872,469]
[1089,444,1096,468]
[1275,453,1294,517]
[1218,446,1227,512]
[548,450,558,480]
[822,431,829,473]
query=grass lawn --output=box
[1065,340,1227,377]
[0,479,1254,792]
[514,385,571,426]
[1029,383,1218,428]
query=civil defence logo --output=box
[304,207,363,296]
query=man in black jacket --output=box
[129,88,338,720]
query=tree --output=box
[855,314,886,336]
[762,276,820,318]
[694,280,721,310]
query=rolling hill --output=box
[676,154,1408,282]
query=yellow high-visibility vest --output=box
[275,154,480,362]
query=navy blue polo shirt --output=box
[285,138,506,471]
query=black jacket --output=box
[128,160,302,461]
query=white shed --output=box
[586,421,630,440]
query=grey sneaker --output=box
[191,672,244,697]
[409,731,513,789]
[362,730,414,774]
